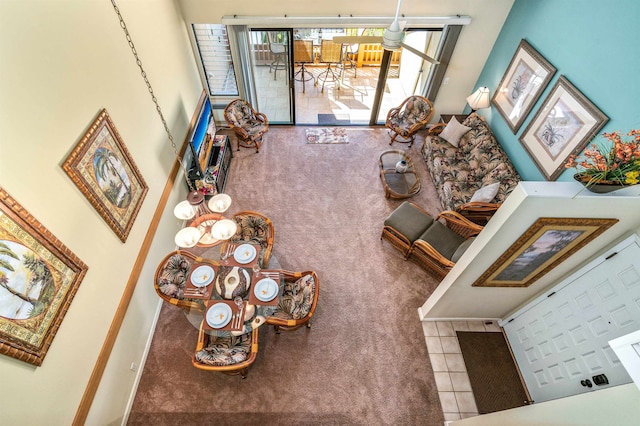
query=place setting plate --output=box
[190,265,215,287]
[206,303,232,329]
[254,278,278,302]
[234,244,257,264]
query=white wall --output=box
[454,383,640,426]
[177,0,515,116]
[0,0,202,424]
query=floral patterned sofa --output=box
[421,113,521,223]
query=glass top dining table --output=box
[181,242,282,337]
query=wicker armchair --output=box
[192,323,259,379]
[266,270,319,333]
[221,211,275,268]
[224,99,269,153]
[410,211,483,280]
[154,250,204,313]
[385,95,434,147]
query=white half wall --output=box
[420,181,640,321]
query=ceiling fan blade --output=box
[400,42,440,64]
[331,36,384,44]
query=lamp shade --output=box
[208,193,232,213]
[174,226,202,248]
[466,87,491,110]
[173,200,195,220]
[211,219,238,241]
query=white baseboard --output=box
[121,299,164,426]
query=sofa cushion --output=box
[470,182,500,203]
[439,117,471,147]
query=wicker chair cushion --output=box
[194,332,252,366]
[417,221,466,261]
[384,202,434,243]
[272,274,316,320]
[451,237,476,263]
[226,102,267,139]
[388,97,433,137]
[230,214,270,264]
[157,253,192,298]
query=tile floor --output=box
[421,319,503,422]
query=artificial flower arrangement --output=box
[565,129,640,187]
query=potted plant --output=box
[565,129,640,193]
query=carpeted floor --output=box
[128,127,446,425]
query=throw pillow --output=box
[439,116,471,147]
[470,182,500,203]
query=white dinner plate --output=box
[254,278,278,302]
[206,303,232,328]
[190,265,214,287]
[234,244,257,264]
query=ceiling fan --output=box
[332,0,439,64]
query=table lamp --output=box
[466,87,491,112]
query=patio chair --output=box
[293,39,315,93]
[223,99,269,153]
[385,95,434,147]
[268,32,287,80]
[192,323,259,379]
[316,39,343,93]
[221,210,275,268]
[266,270,319,333]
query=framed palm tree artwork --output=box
[492,39,556,133]
[518,76,609,180]
[63,109,148,242]
[0,187,88,366]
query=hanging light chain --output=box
[110,0,194,191]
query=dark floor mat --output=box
[457,331,529,414]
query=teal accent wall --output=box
[471,0,640,181]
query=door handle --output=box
[580,379,593,388]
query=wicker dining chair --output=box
[223,99,269,153]
[410,210,483,279]
[220,211,275,268]
[266,270,319,333]
[154,250,205,313]
[192,322,259,379]
[385,95,434,147]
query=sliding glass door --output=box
[249,29,294,124]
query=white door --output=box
[503,236,640,403]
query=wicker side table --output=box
[378,150,421,199]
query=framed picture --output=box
[63,109,148,242]
[492,39,556,133]
[473,217,618,288]
[519,76,609,180]
[0,188,88,366]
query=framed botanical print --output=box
[472,217,618,288]
[492,39,556,133]
[0,188,88,366]
[63,109,148,242]
[519,76,609,180]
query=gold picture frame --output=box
[63,109,148,242]
[473,217,618,288]
[0,188,88,366]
